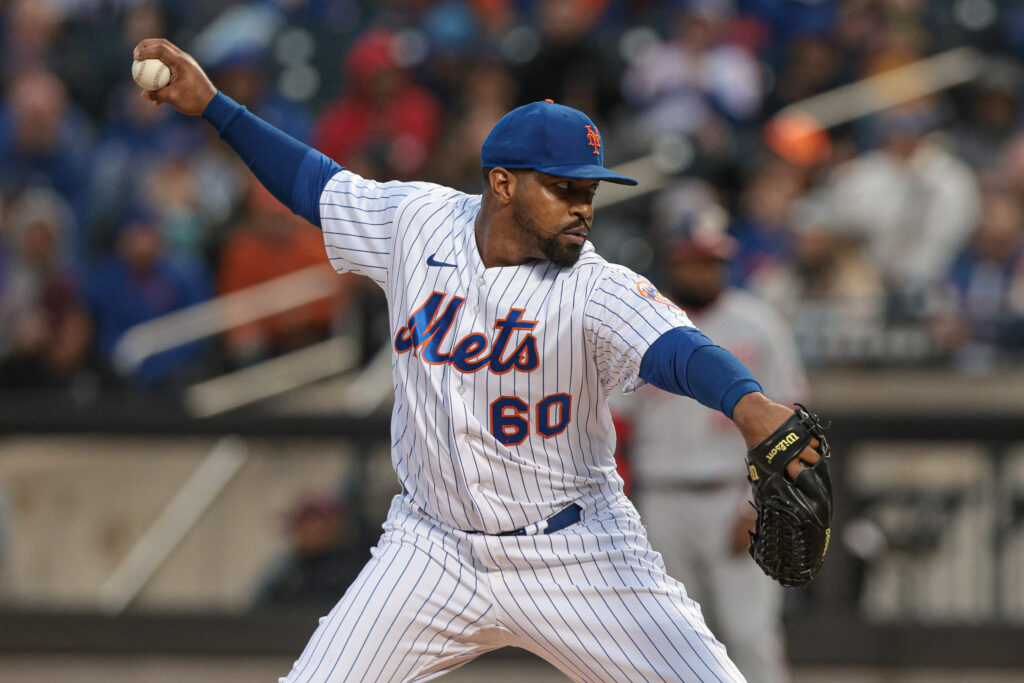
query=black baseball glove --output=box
[746,405,833,588]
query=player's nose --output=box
[571,201,593,226]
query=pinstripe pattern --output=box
[282,495,745,682]
[288,169,745,681]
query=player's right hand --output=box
[133,39,217,116]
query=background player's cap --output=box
[481,101,638,185]
[663,204,736,261]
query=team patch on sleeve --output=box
[636,279,683,311]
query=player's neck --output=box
[474,209,536,268]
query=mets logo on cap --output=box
[585,125,601,155]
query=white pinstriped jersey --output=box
[320,170,696,534]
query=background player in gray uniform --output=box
[133,38,825,682]
[613,201,808,683]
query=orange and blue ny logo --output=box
[585,125,601,155]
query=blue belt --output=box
[493,503,583,536]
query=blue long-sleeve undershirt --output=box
[638,327,762,418]
[201,91,340,227]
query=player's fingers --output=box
[785,444,821,480]
[133,38,179,55]
[785,457,802,480]
[133,42,184,68]
[142,89,165,105]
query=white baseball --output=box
[132,58,171,91]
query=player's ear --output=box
[488,167,516,204]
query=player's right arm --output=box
[132,38,421,282]
[133,39,332,226]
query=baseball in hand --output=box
[132,58,171,91]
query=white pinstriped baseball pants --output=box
[280,492,745,682]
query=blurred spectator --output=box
[419,0,485,103]
[991,132,1024,199]
[53,1,173,119]
[86,208,214,388]
[950,55,1023,174]
[728,155,808,287]
[313,28,443,180]
[206,48,315,143]
[515,0,619,120]
[0,188,92,388]
[467,0,519,39]
[827,100,981,320]
[190,0,315,143]
[763,34,844,115]
[428,60,515,192]
[748,191,887,365]
[740,0,839,69]
[138,154,218,259]
[0,0,63,80]
[621,2,763,166]
[252,493,369,610]
[829,0,901,73]
[88,84,203,255]
[930,187,1024,372]
[0,66,94,241]
[218,181,351,368]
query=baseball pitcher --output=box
[132,38,832,682]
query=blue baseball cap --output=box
[481,100,638,186]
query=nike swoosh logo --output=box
[426,253,457,267]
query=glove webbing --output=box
[750,495,823,587]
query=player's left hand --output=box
[133,38,217,116]
[741,398,833,587]
[731,392,821,481]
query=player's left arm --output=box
[585,267,818,477]
[639,332,820,478]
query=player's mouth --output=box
[563,231,588,245]
[562,219,590,244]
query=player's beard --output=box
[512,207,585,268]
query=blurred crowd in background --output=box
[3,0,1024,399]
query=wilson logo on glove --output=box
[765,432,800,463]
